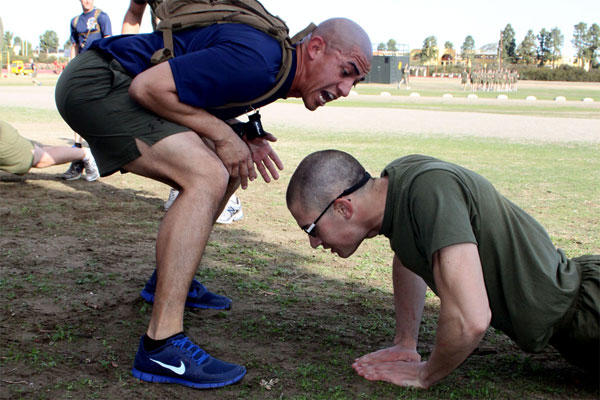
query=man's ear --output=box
[306,35,326,60]
[333,198,353,220]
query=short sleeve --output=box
[409,170,478,260]
[168,33,281,108]
[99,13,112,37]
[70,17,77,44]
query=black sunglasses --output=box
[302,171,372,237]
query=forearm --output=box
[392,255,426,349]
[122,1,146,34]
[420,244,492,387]
[129,77,232,143]
[122,11,142,34]
[419,305,487,387]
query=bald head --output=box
[312,18,372,68]
[287,150,367,212]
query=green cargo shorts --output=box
[55,50,188,177]
[550,255,599,372]
[0,121,34,175]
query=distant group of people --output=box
[1,0,597,394]
[462,67,519,92]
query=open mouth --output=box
[318,91,336,106]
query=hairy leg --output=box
[123,132,229,339]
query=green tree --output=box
[2,30,14,58]
[39,30,59,53]
[12,36,24,55]
[444,41,453,50]
[572,22,588,67]
[420,36,438,64]
[517,30,536,64]
[584,23,600,69]
[387,39,397,52]
[377,42,386,51]
[537,28,552,65]
[548,27,563,66]
[499,24,516,63]
[3,30,13,49]
[461,35,475,63]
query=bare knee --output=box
[182,157,230,204]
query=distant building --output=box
[364,47,410,84]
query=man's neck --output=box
[82,7,95,14]
[361,177,388,238]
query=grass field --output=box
[282,96,600,119]
[356,79,600,101]
[0,80,599,399]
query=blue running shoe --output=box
[140,270,232,309]
[131,334,246,389]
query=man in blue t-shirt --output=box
[70,0,112,57]
[122,0,245,223]
[55,17,372,390]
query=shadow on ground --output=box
[1,172,597,399]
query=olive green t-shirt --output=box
[380,155,580,352]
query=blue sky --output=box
[2,0,598,58]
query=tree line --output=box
[2,29,69,61]
[376,22,599,70]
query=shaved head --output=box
[286,150,367,212]
[289,17,372,110]
[312,18,372,68]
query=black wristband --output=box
[230,123,245,138]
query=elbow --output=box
[466,307,491,339]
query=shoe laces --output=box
[66,162,83,174]
[188,280,206,298]
[171,336,209,366]
[225,206,237,215]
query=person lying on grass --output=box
[286,149,598,388]
[0,121,99,181]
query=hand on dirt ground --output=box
[353,345,421,366]
[214,134,256,189]
[245,132,284,183]
[352,359,428,388]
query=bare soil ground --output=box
[1,83,598,399]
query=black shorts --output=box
[55,50,188,176]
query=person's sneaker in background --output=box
[62,161,84,180]
[140,270,232,309]
[83,149,99,182]
[216,194,243,224]
[164,188,179,211]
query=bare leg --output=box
[123,132,229,339]
[32,145,86,168]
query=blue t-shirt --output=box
[91,24,296,120]
[70,8,112,53]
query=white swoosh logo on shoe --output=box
[150,358,186,375]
